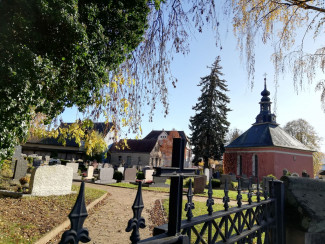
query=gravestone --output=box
[29,165,73,196]
[292,172,299,177]
[44,156,50,165]
[152,176,169,187]
[13,158,28,180]
[220,174,233,190]
[85,166,94,180]
[66,163,81,180]
[124,168,137,183]
[33,159,42,168]
[194,175,207,194]
[239,177,250,190]
[281,176,325,244]
[12,145,22,161]
[96,168,116,184]
[262,176,274,193]
[229,173,236,181]
[104,164,109,168]
[204,168,211,179]
[283,168,288,176]
[144,169,155,183]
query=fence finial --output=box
[185,179,195,221]
[126,181,146,244]
[248,178,252,205]
[236,178,242,208]
[256,177,261,203]
[59,181,91,244]
[223,179,230,211]
[206,178,214,215]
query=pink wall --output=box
[223,147,313,179]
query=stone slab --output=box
[13,158,28,180]
[124,168,137,182]
[144,169,154,183]
[85,166,94,180]
[29,165,73,196]
[66,163,79,173]
[194,175,207,194]
[96,168,116,184]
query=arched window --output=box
[252,154,258,177]
[237,155,242,176]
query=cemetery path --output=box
[70,182,236,244]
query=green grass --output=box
[162,199,263,243]
[0,185,107,244]
[109,182,258,202]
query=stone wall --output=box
[110,152,151,167]
[282,176,325,244]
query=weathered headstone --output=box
[239,177,250,190]
[85,166,94,180]
[220,174,233,190]
[262,176,274,193]
[33,159,42,167]
[283,168,288,176]
[66,163,81,180]
[104,164,109,168]
[29,165,73,196]
[152,176,169,187]
[124,168,137,182]
[12,145,22,161]
[282,176,325,244]
[13,158,28,180]
[44,156,50,165]
[194,175,207,194]
[291,172,299,177]
[96,168,116,184]
[144,169,155,183]
[204,168,211,179]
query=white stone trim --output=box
[225,150,312,158]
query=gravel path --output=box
[71,182,236,244]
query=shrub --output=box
[266,174,277,179]
[0,159,13,178]
[19,176,30,185]
[183,177,195,188]
[113,171,123,182]
[137,171,145,180]
[211,179,221,188]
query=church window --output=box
[237,155,242,175]
[252,155,258,177]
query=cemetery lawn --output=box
[109,182,257,201]
[0,185,107,244]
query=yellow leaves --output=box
[111,81,117,93]
[84,131,107,156]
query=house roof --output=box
[25,122,113,147]
[226,123,313,151]
[110,139,157,153]
[143,130,188,141]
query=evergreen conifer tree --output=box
[189,56,231,167]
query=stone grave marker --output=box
[66,163,81,180]
[104,164,109,168]
[12,145,22,161]
[44,156,50,165]
[239,177,250,190]
[144,169,155,183]
[13,157,28,181]
[152,176,169,187]
[33,159,42,168]
[29,165,73,196]
[194,175,207,194]
[220,174,233,190]
[204,168,211,179]
[85,166,94,180]
[124,168,137,182]
[262,176,274,194]
[96,168,116,184]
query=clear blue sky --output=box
[61,24,325,153]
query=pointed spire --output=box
[254,77,277,125]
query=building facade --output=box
[223,81,314,179]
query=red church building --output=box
[223,81,314,179]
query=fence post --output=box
[272,180,285,244]
[168,138,184,236]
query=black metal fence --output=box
[59,138,285,244]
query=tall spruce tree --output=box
[189,56,231,167]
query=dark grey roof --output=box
[143,130,188,141]
[226,123,313,151]
[110,139,157,153]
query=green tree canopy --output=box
[0,0,151,159]
[189,56,231,166]
[283,118,324,176]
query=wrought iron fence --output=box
[58,138,285,244]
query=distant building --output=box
[22,122,114,160]
[223,81,314,179]
[109,129,192,168]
